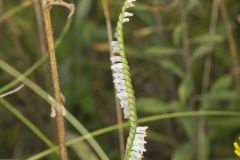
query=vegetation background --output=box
[0,0,240,159]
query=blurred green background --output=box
[1,0,240,159]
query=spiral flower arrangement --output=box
[110,0,148,159]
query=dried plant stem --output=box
[40,1,68,159]
[220,0,240,108]
[101,0,125,159]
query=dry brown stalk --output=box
[40,0,69,159]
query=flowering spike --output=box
[111,0,149,159]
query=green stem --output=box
[26,111,240,160]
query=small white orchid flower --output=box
[111,63,124,72]
[112,41,120,53]
[124,12,133,18]
[126,0,136,8]
[123,18,130,23]
[110,56,122,63]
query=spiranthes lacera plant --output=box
[110,0,148,159]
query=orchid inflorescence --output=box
[110,0,148,159]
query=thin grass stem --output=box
[27,111,240,160]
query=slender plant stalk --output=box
[201,0,220,93]
[101,0,125,159]
[181,3,191,76]
[220,0,240,109]
[40,1,68,159]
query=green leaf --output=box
[173,24,183,45]
[178,78,192,103]
[158,60,184,78]
[210,75,232,92]
[203,91,236,101]
[192,45,211,62]
[137,98,177,114]
[67,132,98,160]
[191,34,224,44]
[146,46,179,57]
[187,0,201,10]
[172,142,194,160]
[178,118,194,138]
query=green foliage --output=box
[172,142,194,160]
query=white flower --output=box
[126,0,136,8]
[124,12,133,18]
[123,18,130,23]
[111,63,124,72]
[130,126,148,160]
[110,56,122,63]
[112,41,120,53]
[116,91,128,99]
[128,0,137,3]
[123,104,130,118]
[123,12,133,23]
[113,72,125,80]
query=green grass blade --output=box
[0,58,109,160]
[26,111,240,159]
[0,98,54,147]
[55,17,73,48]
[0,0,36,24]
[66,113,109,160]
[0,56,47,95]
